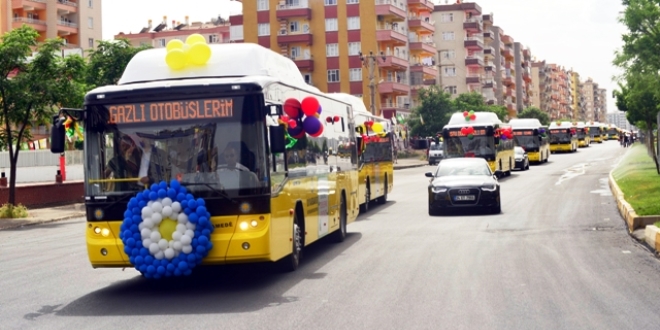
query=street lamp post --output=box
[360,51,386,115]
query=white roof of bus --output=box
[445,111,502,128]
[587,121,601,126]
[548,121,573,129]
[508,118,543,129]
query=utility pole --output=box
[360,51,386,115]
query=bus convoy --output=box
[508,118,550,163]
[49,42,394,277]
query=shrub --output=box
[0,203,29,219]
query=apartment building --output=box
[116,17,230,48]
[229,0,438,119]
[570,71,584,120]
[513,41,532,113]
[581,78,597,122]
[4,0,102,52]
[608,111,635,130]
[598,88,607,122]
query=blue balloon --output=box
[198,218,209,228]
[135,240,143,249]
[132,233,141,241]
[177,193,187,202]
[188,200,198,209]
[167,188,177,199]
[144,273,153,279]
[188,213,199,224]
[178,261,188,270]
[151,184,159,192]
[140,248,149,257]
[149,191,158,200]
[196,206,207,216]
[179,187,187,194]
[147,265,156,274]
[135,256,144,265]
[195,252,204,260]
[127,237,136,247]
[124,219,133,227]
[128,199,137,208]
[174,269,182,276]
[198,236,209,245]
[130,224,139,232]
[187,254,196,262]
[157,266,166,275]
[192,238,199,246]
[124,246,131,254]
[196,198,206,207]
[184,208,191,215]
[170,180,181,190]
[129,256,135,264]
[157,189,167,198]
[166,263,175,272]
[132,214,141,222]
[202,229,211,236]
[159,181,168,189]
[132,207,140,215]
[131,248,139,256]
[124,210,132,218]
[139,265,148,273]
[122,230,132,238]
[138,200,147,209]
[145,255,154,264]
[172,257,181,265]
[196,245,206,254]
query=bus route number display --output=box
[107,98,235,124]
[448,129,487,137]
[549,129,565,134]
[513,130,533,136]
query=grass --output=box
[0,203,29,219]
[612,144,660,217]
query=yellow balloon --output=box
[159,219,178,241]
[186,33,206,46]
[188,43,212,65]
[372,122,384,133]
[166,39,184,52]
[165,49,186,70]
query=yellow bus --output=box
[330,93,394,212]
[588,121,603,143]
[508,118,550,163]
[575,122,591,147]
[442,112,515,177]
[606,124,620,140]
[49,43,362,277]
[548,121,578,153]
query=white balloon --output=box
[147,200,154,207]
[185,229,195,239]
[182,245,193,254]
[143,219,154,229]
[162,197,173,207]
[186,222,196,230]
[176,224,186,233]
[172,231,182,241]
[151,202,163,213]
[149,242,160,254]
[164,248,175,259]
[141,228,151,238]
[174,250,181,257]
[171,212,179,221]
[158,239,169,250]
[180,234,192,245]
[154,251,165,260]
[177,213,188,223]
[162,206,173,217]
[141,207,153,218]
[173,241,183,251]
[138,222,145,231]
[151,213,163,225]
[150,231,161,242]
[168,240,174,248]
[171,201,182,213]
[142,238,152,248]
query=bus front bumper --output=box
[550,144,572,152]
[527,151,542,162]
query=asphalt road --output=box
[3,141,660,329]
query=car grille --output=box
[448,188,481,205]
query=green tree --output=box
[518,107,550,126]
[0,26,87,208]
[86,38,151,88]
[452,91,488,112]
[485,105,508,122]
[409,85,455,137]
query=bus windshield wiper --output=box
[179,182,238,204]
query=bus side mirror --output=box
[268,104,283,116]
[356,136,363,155]
[269,125,286,154]
[494,137,500,145]
[50,115,66,154]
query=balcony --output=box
[379,78,410,95]
[408,16,435,34]
[407,0,434,11]
[410,63,438,78]
[483,32,493,41]
[502,46,513,59]
[290,54,314,71]
[465,54,484,67]
[57,20,78,35]
[276,0,311,20]
[12,17,46,32]
[483,46,495,59]
[56,0,77,14]
[523,47,531,59]
[503,74,515,86]
[375,0,407,21]
[464,36,483,49]
[523,69,532,82]
[12,0,46,10]
[381,102,410,116]
[483,79,494,89]
[277,30,313,45]
[408,40,436,55]
[482,14,493,26]
[501,34,513,45]
[378,55,409,70]
[376,25,408,45]
[463,17,482,32]
[466,74,482,85]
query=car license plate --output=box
[454,195,475,201]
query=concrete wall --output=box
[0,150,83,168]
[0,182,84,207]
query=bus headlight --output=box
[101,228,110,237]
[239,222,249,231]
[250,220,258,228]
[94,227,101,234]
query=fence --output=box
[0,150,84,168]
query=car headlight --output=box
[515,158,522,161]
[481,183,497,192]
[431,186,448,193]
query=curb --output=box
[394,164,428,170]
[0,212,85,231]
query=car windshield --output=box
[430,143,443,150]
[435,161,491,177]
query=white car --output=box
[428,141,443,165]
[514,146,529,170]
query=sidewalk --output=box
[394,157,428,170]
[0,203,85,230]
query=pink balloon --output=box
[288,119,297,128]
[301,96,320,117]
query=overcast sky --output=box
[102,0,626,113]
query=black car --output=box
[514,147,529,170]
[425,158,502,215]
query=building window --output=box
[88,38,94,48]
[325,18,338,31]
[257,0,269,11]
[88,17,93,28]
[347,0,359,3]
[440,50,455,59]
[326,43,339,57]
[440,13,453,22]
[443,67,456,76]
[290,46,301,59]
[348,42,361,56]
[349,68,362,82]
[258,23,270,36]
[209,35,219,43]
[158,39,166,47]
[447,86,457,94]
[325,0,337,5]
[327,69,340,83]
[88,0,93,8]
[442,32,454,40]
[289,21,299,33]
[303,73,312,85]
[230,25,244,41]
[347,17,360,30]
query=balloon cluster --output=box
[165,34,212,70]
[556,121,562,126]
[283,96,324,139]
[497,127,513,141]
[120,180,214,279]
[460,126,476,139]
[463,110,477,122]
[326,115,341,124]
[64,116,83,142]
[539,128,547,137]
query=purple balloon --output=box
[288,123,305,138]
[317,105,322,115]
[303,116,322,135]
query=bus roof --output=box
[508,118,543,129]
[548,121,573,129]
[445,111,502,128]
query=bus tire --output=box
[377,176,388,204]
[331,193,347,243]
[360,180,370,213]
[279,210,302,272]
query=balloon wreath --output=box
[496,127,513,141]
[282,96,324,139]
[539,128,547,138]
[463,110,477,122]
[64,116,83,142]
[165,34,212,70]
[460,126,476,140]
[120,180,214,279]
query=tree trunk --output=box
[648,127,660,175]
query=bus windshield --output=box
[589,127,600,136]
[361,136,393,163]
[549,130,572,143]
[444,136,495,159]
[577,130,587,139]
[84,95,269,197]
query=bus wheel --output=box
[280,214,302,272]
[377,176,388,205]
[360,182,370,213]
[332,194,347,243]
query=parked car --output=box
[425,158,502,215]
[428,141,443,165]
[514,146,529,170]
